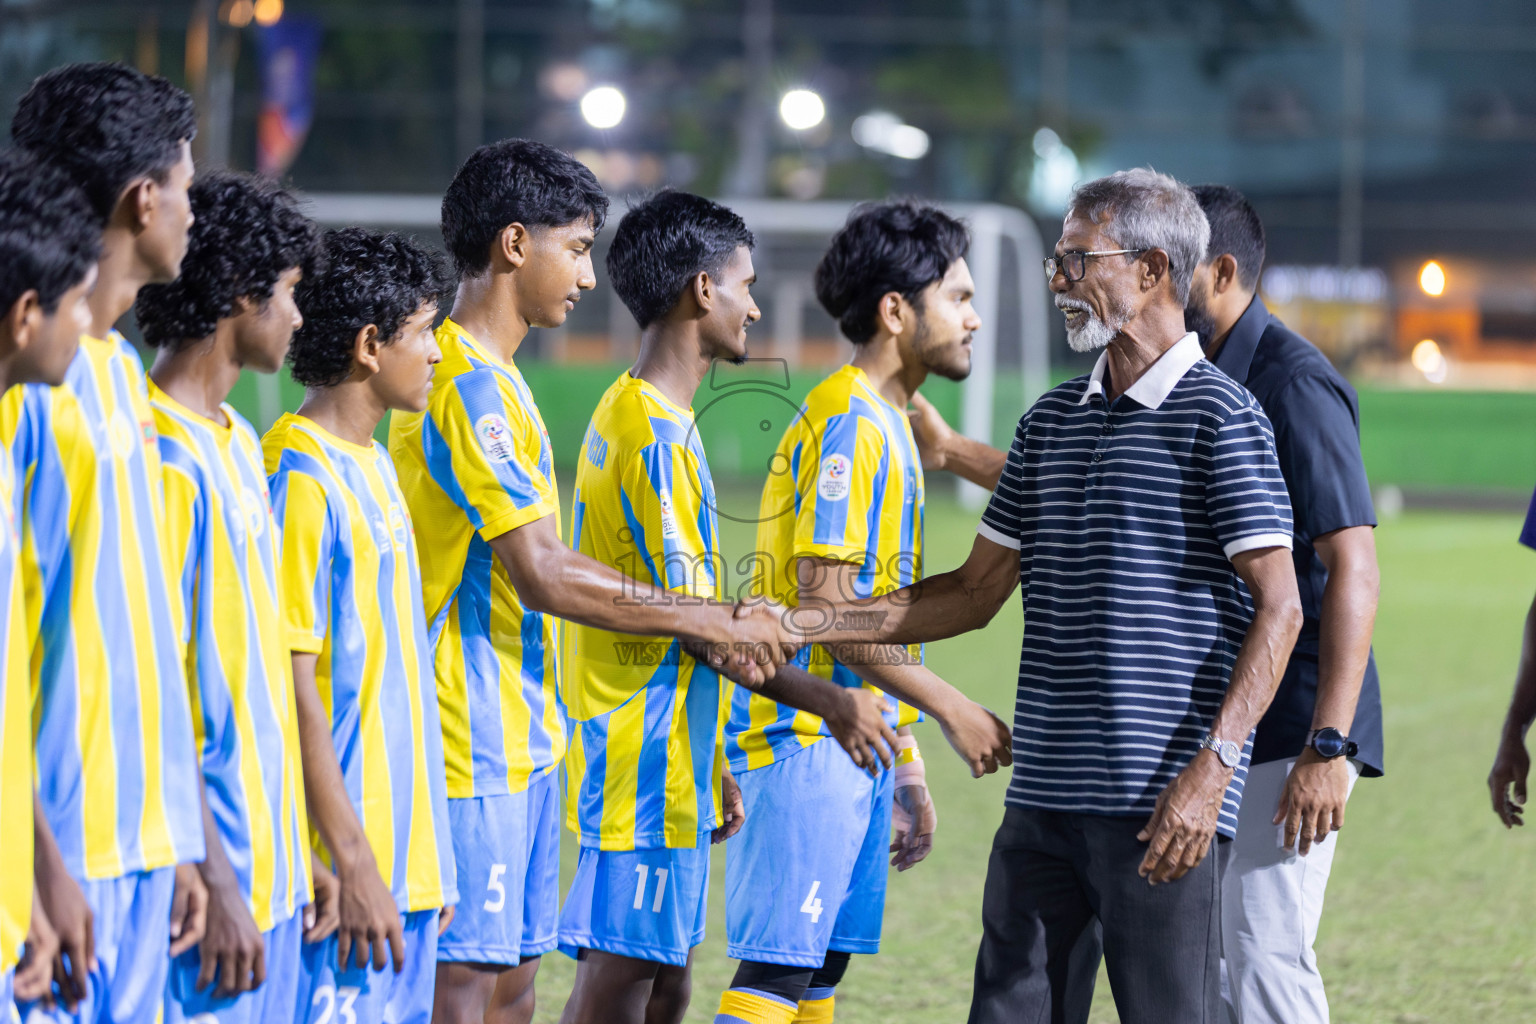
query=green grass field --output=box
[522,497,1536,1023]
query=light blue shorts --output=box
[557,840,710,968]
[296,909,438,1024]
[18,866,176,1024]
[725,739,894,967]
[164,909,303,1023]
[437,770,561,966]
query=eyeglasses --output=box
[1043,249,1149,283]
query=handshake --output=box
[689,597,1013,781]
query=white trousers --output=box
[1220,756,1360,1024]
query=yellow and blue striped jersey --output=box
[561,372,726,851]
[388,318,565,799]
[264,413,458,913]
[152,386,311,930]
[0,333,204,881]
[726,364,924,773]
[0,433,33,973]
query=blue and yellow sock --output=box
[715,987,800,1024]
[793,985,836,1022]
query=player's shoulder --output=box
[262,415,333,483]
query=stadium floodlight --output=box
[779,89,826,131]
[1418,260,1446,297]
[852,111,930,160]
[580,86,627,130]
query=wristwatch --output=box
[1306,727,1359,761]
[1200,732,1242,769]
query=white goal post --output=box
[296,193,1052,507]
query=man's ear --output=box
[351,323,383,375]
[875,291,909,338]
[122,177,158,234]
[496,223,530,270]
[1212,253,1242,296]
[690,270,715,315]
[0,291,40,361]
[1140,249,1171,293]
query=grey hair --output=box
[1068,168,1210,304]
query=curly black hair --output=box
[441,139,608,279]
[11,62,196,223]
[134,172,320,351]
[0,149,101,316]
[606,190,755,329]
[814,200,969,345]
[289,227,448,388]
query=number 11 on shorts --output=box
[633,864,669,912]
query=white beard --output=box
[1059,299,1127,353]
[1065,313,1115,353]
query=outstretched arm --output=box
[794,554,1013,777]
[489,513,787,681]
[908,391,1008,491]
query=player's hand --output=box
[907,391,956,473]
[937,699,1013,778]
[824,688,897,775]
[713,770,746,844]
[890,783,937,871]
[1137,750,1228,884]
[36,849,94,1011]
[725,599,801,682]
[304,852,340,944]
[437,904,455,937]
[1275,749,1349,855]
[335,845,405,973]
[196,870,267,996]
[15,888,59,1006]
[1489,728,1530,828]
[169,862,208,957]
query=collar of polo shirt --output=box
[1077,331,1204,410]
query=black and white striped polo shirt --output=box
[978,332,1293,837]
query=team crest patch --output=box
[817,453,852,501]
[388,505,409,546]
[475,413,516,463]
[107,410,136,460]
[240,487,266,538]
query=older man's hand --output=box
[1137,750,1230,884]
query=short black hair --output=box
[289,227,448,388]
[135,172,320,351]
[440,139,608,278]
[814,200,969,344]
[1192,184,1266,290]
[0,149,101,316]
[11,62,197,223]
[606,190,755,329]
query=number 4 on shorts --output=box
[800,880,823,923]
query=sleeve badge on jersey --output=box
[658,491,681,539]
[817,453,852,501]
[475,412,517,464]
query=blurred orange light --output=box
[253,0,283,26]
[220,0,254,27]
[1418,260,1446,297]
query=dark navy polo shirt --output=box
[1209,296,1385,777]
[979,333,1294,837]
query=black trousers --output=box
[967,807,1222,1024]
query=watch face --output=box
[1314,731,1347,758]
[1218,741,1241,768]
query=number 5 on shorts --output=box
[484,863,507,912]
[801,880,823,923]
